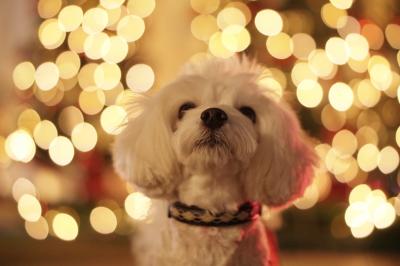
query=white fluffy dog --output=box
[113,56,316,266]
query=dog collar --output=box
[168,201,261,227]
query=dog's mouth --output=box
[193,130,229,150]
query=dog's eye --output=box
[239,106,256,123]
[178,102,196,119]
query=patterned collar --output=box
[168,201,261,227]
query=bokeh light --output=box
[329,82,354,111]
[33,120,58,150]
[82,7,108,34]
[100,105,128,135]
[18,194,42,222]
[13,62,35,91]
[49,136,75,166]
[35,62,60,91]
[126,64,155,92]
[117,15,145,42]
[71,122,98,152]
[124,192,152,220]
[255,9,282,36]
[58,5,83,32]
[25,217,49,240]
[52,213,79,241]
[5,129,36,163]
[90,207,117,234]
[296,80,323,108]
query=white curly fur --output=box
[113,56,316,266]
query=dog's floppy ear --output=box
[113,94,180,198]
[244,97,316,207]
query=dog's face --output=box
[113,57,316,207]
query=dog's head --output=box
[113,56,316,207]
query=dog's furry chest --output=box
[131,202,269,266]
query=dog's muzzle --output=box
[168,201,261,227]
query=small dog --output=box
[113,56,316,266]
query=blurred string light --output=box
[4,0,400,241]
[345,184,396,238]
[90,206,118,234]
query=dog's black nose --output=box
[201,108,228,129]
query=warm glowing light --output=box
[84,32,111,60]
[38,19,66,50]
[356,79,381,108]
[35,62,60,91]
[94,63,121,91]
[78,63,98,89]
[125,192,152,220]
[291,62,317,86]
[345,33,369,61]
[5,130,36,163]
[68,27,88,54]
[127,0,156,18]
[13,62,35,91]
[18,194,42,222]
[335,157,359,183]
[103,36,129,63]
[337,16,360,38]
[332,130,357,156]
[357,144,379,172]
[100,0,126,10]
[56,51,81,80]
[396,127,400,148]
[49,136,75,166]
[369,63,392,91]
[378,146,399,174]
[321,104,346,131]
[208,31,234,58]
[266,32,293,60]
[17,109,41,134]
[321,3,347,29]
[191,15,219,42]
[105,6,123,29]
[255,9,283,36]
[350,221,374,238]
[345,202,369,228]
[308,49,336,78]
[82,8,109,34]
[12,178,36,201]
[385,24,400,49]
[226,2,251,25]
[126,64,155,92]
[117,15,145,42]
[90,207,117,234]
[100,105,128,135]
[328,82,353,111]
[25,216,49,240]
[58,5,83,32]
[71,123,98,152]
[325,148,351,175]
[38,0,62,19]
[292,33,316,60]
[217,7,246,30]
[79,90,106,115]
[221,25,250,52]
[361,23,384,50]
[294,184,319,210]
[325,37,350,65]
[190,0,220,14]
[330,0,354,10]
[372,202,396,229]
[53,213,79,241]
[33,120,58,150]
[356,126,378,148]
[58,106,84,136]
[349,184,371,204]
[296,80,323,108]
